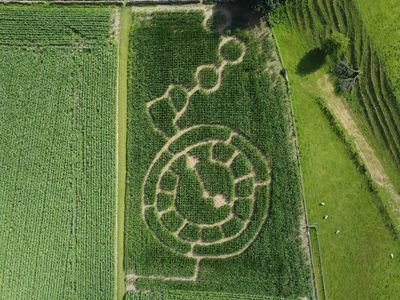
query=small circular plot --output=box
[220,39,245,63]
[196,66,219,91]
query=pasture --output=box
[274,11,400,300]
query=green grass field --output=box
[353,0,400,101]
[124,8,311,299]
[0,6,117,299]
[281,0,400,208]
[274,16,400,300]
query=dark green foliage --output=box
[169,126,231,154]
[160,171,177,191]
[149,100,177,137]
[322,32,349,60]
[126,10,311,298]
[144,152,172,205]
[207,11,228,33]
[222,217,244,237]
[221,40,243,62]
[0,6,113,46]
[175,167,230,225]
[0,6,116,299]
[231,136,270,182]
[169,86,188,112]
[157,193,175,212]
[125,289,285,300]
[240,0,287,14]
[196,160,234,200]
[145,208,191,254]
[234,198,253,220]
[171,155,189,174]
[235,178,255,197]
[230,154,252,178]
[194,186,269,257]
[189,144,211,161]
[161,211,184,232]
[129,11,220,99]
[212,142,235,163]
[198,66,218,90]
[202,226,224,243]
[179,224,201,242]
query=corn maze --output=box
[125,7,311,298]
[138,35,271,279]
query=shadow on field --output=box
[296,47,326,75]
[211,3,263,33]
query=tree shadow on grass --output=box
[296,47,326,76]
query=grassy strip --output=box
[273,18,400,299]
[116,6,131,300]
[308,226,326,300]
[315,96,399,237]
[125,289,295,300]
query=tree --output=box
[322,32,349,60]
[239,0,286,14]
[335,59,361,92]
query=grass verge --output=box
[117,6,131,300]
[273,20,400,299]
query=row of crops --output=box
[125,9,311,299]
[0,6,114,46]
[286,0,400,190]
[0,6,116,299]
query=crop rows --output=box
[0,6,116,299]
[125,8,311,299]
[0,6,113,46]
[287,0,400,170]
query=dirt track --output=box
[318,75,400,219]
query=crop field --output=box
[0,6,117,299]
[124,7,311,299]
[2,2,399,300]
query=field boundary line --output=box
[271,26,318,300]
[308,225,328,300]
[116,6,130,300]
[316,75,400,230]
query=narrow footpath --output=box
[116,6,130,300]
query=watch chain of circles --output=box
[141,32,271,281]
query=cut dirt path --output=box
[317,74,400,220]
[116,6,131,300]
[125,6,269,290]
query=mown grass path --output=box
[116,6,130,300]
